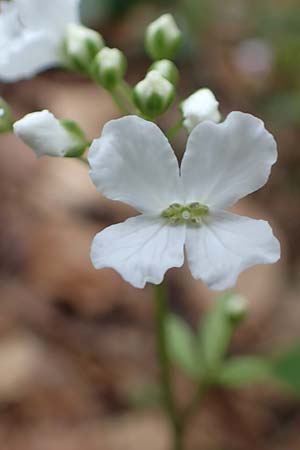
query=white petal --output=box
[0,31,61,82]
[181,88,221,133]
[185,210,280,290]
[0,0,80,81]
[180,112,277,210]
[91,215,186,288]
[13,110,75,157]
[14,0,80,32]
[89,116,182,214]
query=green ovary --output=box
[161,202,209,225]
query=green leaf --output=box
[166,314,200,378]
[271,345,300,393]
[218,356,271,387]
[198,293,236,374]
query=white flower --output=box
[181,88,221,133]
[88,112,280,290]
[0,0,80,82]
[13,110,80,157]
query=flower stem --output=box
[166,119,184,141]
[118,80,134,103]
[110,90,131,115]
[154,283,184,450]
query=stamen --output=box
[161,202,209,225]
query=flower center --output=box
[161,202,209,225]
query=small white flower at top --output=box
[88,112,280,290]
[0,0,80,81]
[181,88,221,133]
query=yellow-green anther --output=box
[161,202,209,225]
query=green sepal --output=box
[149,60,179,86]
[133,86,174,118]
[91,48,127,91]
[60,119,89,157]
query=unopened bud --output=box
[145,14,182,61]
[13,110,88,158]
[64,24,104,73]
[180,88,221,133]
[92,47,127,90]
[226,294,248,323]
[133,70,175,118]
[0,97,13,133]
[149,59,179,86]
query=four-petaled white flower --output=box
[88,112,280,290]
[0,0,80,82]
[181,88,221,133]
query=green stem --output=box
[154,283,184,450]
[119,80,133,103]
[117,81,140,115]
[110,90,131,115]
[166,119,184,141]
[78,155,89,166]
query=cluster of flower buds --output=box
[64,24,105,74]
[132,15,182,118]
[64,24,127,92]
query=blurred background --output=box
[0,0,300,449]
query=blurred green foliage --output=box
[271,346,300,393]
[81,0,173,25]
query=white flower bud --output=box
[133,70,175,118]
[149,59,179,86]
[64,24,104,72]
[0,97,13,133]
[226,294,248,323]
[13,110,87,158]
[92,47,127,90]
[181,88,221,133]
[145,14,182,60]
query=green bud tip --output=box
[145,13,182,61]
[64,24,104,73]
[133,70,175,118]
[92,47,127,90]
[226,295,248,323]
[149,59,179,86]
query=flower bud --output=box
[181,88,221,133]
[64,24,104,73]
[225,294,248,324]
[0,97,13,133]
[92,47,127,90]
[13,110,88,158]
[145,14,182,60]
[149,59,179,86]
[133,70,175,118]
